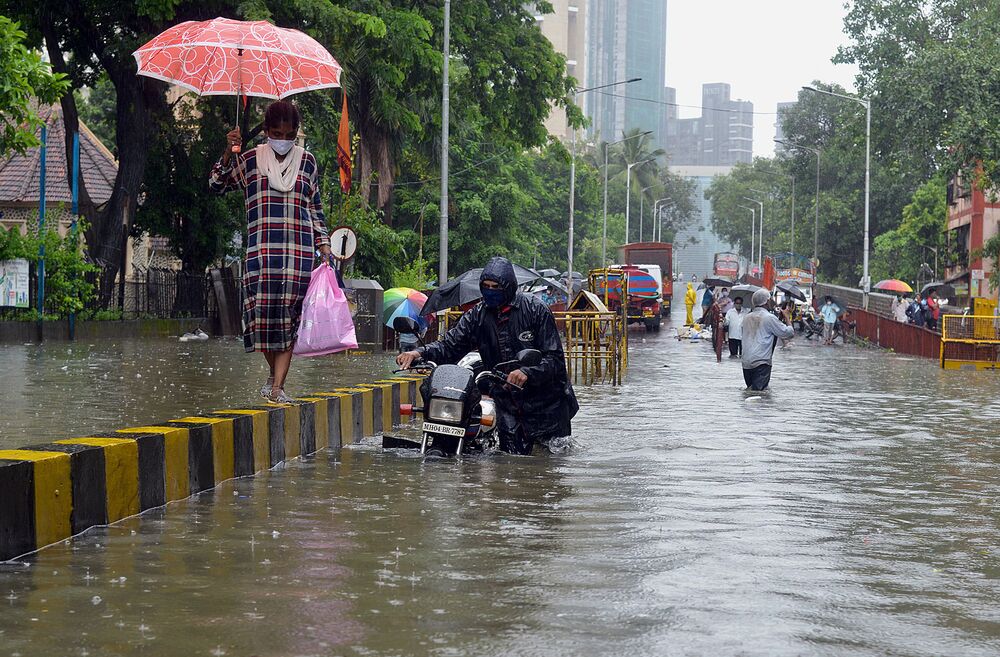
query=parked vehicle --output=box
[619,242,673,316]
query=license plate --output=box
[422,421,466,437]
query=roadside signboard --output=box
[0,259,29,308]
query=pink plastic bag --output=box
[293,265,358,356]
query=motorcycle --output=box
[386,316,541,458]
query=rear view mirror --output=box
[393,316,420,335]
[517,349,542,367]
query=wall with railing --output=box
[851,307,941,360]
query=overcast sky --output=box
[665,0,860,158]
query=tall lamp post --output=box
[653,198,671,242]
[639,185,655,242]
[439,0,451,284]
[568,77,641,282]
[625,158,656,244]
[804,85,871,308]
[602,129,652,264]
[739,206,756,267]
[775,139,821,268]
[744,194,765,266]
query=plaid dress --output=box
[209,148,330,352]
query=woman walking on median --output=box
[209,100,332,402]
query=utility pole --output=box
[438,0,451,284]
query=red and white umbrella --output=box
[132,17,342,100]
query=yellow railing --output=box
[940,314,1000,369]
[436,307,627,385]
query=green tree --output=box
[0,15,67,156]
[870,178,948,285]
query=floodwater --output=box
[4,319,1000,656]
[0,337,394,449]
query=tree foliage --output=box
[0,15,68,156]
[870,178,949,284]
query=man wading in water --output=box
[740,288,794,391]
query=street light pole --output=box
[568,78,641,279]
[602,129,652,264]
[739,206,756,265]
[653,198,670,242]
[439,0,450,284]
[639,185,654,242]
[745,193,765,266]
[625,158,655,244]
[776,139,821,268]
[803,85,871,308]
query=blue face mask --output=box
[268,138,295,156]
[481,287,506,308]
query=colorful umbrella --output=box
[874,279,913,293]
[383,287,429,329]
[133,18,342,100]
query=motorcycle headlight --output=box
[428,398,463,423]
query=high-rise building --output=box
[535,0,587,139]
[669,165,738,279]
[585,0,667,145]
[773,101,797,153]
[663,83,753,166]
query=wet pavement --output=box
[4,319,1000,655]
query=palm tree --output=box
[606,129,666,241]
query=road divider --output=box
[0,376,421,562]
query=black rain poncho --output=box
[417,257,578,454]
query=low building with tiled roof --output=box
[0,104,182,273]
[0,104,117,235]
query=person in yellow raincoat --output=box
[684,283,697,325]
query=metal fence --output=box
[556,310,628,386]
[89,268,216,319]
[851,308,942,360]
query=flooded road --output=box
[4,322,1000,655]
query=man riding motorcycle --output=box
[396,256,579,455]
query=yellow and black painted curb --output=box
[0,376,422,562]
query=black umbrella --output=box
[921,281,956,298]
[729,283,762,307]
[701,277,734,289]
[539,277,569,295]
[776,280,806,302]
[420,264,541,315]
[537,268,560,278]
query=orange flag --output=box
[337,92,352,194]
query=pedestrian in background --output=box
[818,296,839,345]
[892,295,909,323]
[926,291,940,331]
[700,286,715,323]
[210,100,332,402]
[741,289,794,391]
[684,282,697,325]
[724,296,747,357]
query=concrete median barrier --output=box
[0,374,424,562]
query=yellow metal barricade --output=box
[431,305,628,385]
[940,314,1000,369]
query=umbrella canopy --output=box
[776,280,806,302]
[133,17,342,100]
[537,268,560,278]
[729,284,762,307]
[701,277,734,289]
[874,279,913,293]
[383,287,429,328]
[921,281,956,298]
[420,264,540,315]
[538,277,569,295]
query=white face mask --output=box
[268,138,295,156]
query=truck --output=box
[618,242,673,316]
[713,252,741,280]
